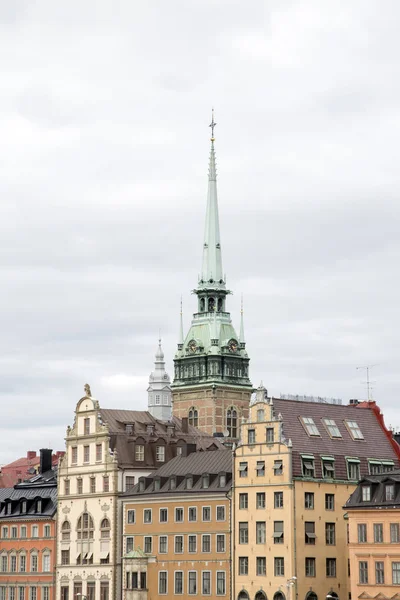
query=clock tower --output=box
[171,113,252,440]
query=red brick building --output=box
[0,451,64,489]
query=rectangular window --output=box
[217,534,225,552]
[302,458,315,477]
[87,585,95,600]
[11,526,17,538]
[374,523,383,543]
[188,572,197,595]
[159,572,167,595]
[90,477,96,494]
[31,555,38,572]
[202,506,211,521]
[103,476,109,492]
[20,555,26,572]
[10,556,16,572]
[386,484,395,501]
[256,521,266,544]
[362,486,371,502]
[274,491,283,508]
[100,582,109,600]
[144,536,152,553]
[175,507,184,522]
[135,445,144,461]
[64,479,70,495]
[175,572,183,595]
[84,417,90,434]
[44,525,51,538]
[274,557,284,577]
[248,429,256,444]
[20,526,27,538]
[202,571,211,595]
[347,460,360,481]
[305,492,314,509]
[274,521,284,544]
[376,561,385,584]
[156,446,165,462]
[216,572,225,595]
[1,556,7,571]
[305,557,316,577]
[239,462,248,478]
[189,507,197,521]
[305,522,316,544]
[32,526,38,538]
[322,460,335,478]
[159,535,167,553]
[160,508,168,522]
[358,523,367,543]
[175,536,183,553]
[202,534,211,553]
[256,492,266,509]
[239,522,248,544]
[126,537,134,553]
[346,420,364,440]
[143,509,152,524]
[326,558,336,577]
[393,562,400,585]
[239,493,248,509]
[239,557,248,575]
[127,509,135,524]
[96,444,102,462]
[217,506,226,521]
[391,523,400,543]
[273,460,283,475]
[10,588,16,600]
[43,555,50,572]
[19,589,24,600]
[71,446,77,464]
[60,587,68,600]
[359,561,368,584]
[323,418,342,437]
[326,523,336,545]
[124,476,135,491]
[77,478,83,494]
[0,590,4,600]
[266,427,274,443]
[61,550,70,565]
[301,417,320,436]
[257,556,266,576]
[256,461,265,476]
[29,589,36,600]
[83,445,90,463]
[188,535,197,553]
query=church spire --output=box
[240,295,246,346]
[148,338,172,421]
[178,297,184,351]
[198,110,225,290]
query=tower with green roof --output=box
[171,113,252,440]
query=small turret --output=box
[148,339,172,421]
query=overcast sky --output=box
[1,0,399,464]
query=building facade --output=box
[121,448,232,600]
[171,115,252,440]
[346,469,400,599]
[233,387,400,600]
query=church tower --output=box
[147,339,173,421]
[171,113,252,440]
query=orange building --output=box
[0,450,57,600]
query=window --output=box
[257,409,265,422]
[305,522,316,544]
[392,562,400,584]
[61,550,70,565]
[175,572,183,595]
[159,572,167,595]
[77,512,94,540]
[202,572,211,595]
[325,523,336,545]
[159,508,168,522]
[239,557,248,575]
[305,557,316,577]
[256,521,266,544]
[96,444,102,461]
[186,476,193,489]
[1,556,7,572]
[362,486,371,501]
[127,509,135,524]
[10,589,15,600]
[386,484,395,501]
[359,561,368,584]
[188,407,198,428]
[227,407,237,438]
[100,518,110,539]
[322,418,342,437]
[322,459,335,478]
[216,572,226,595]
[83,445,90,463]
[64,479,70,495]
[305,492,314,509]
[202,534,211,552]
[266,427,274,443]
[126,537,134,553]
[239,493,248,509]
[43,555,50,572]
[358,523,367,543]
[19,589,24,600]
[21,501,27,513]
[219,473,226,487]
[239,522,248,544]
[44,525,51,538]
[20,555,26,572]
[302,457,315,477]
[77,478,83,494]
[346,420,364,440]
[274,491,283,508]
[100,582,109,600]
[175,507,184,522]
[135,444,144,461]
[239,462,248,478]
[10,556,16,572]
[144,509,152,524]
[84,417,90,434]
[11,526,17,538]
[217,506,225,521]
[325,493,335,510]
[391,523,400,543]
[71,446,77,464]
[1,527,8,538]
[347,460,360,481]
[144,536,152,553]
[256,556,266,576]
[103,476,109,492]
[42,589,49,600]
[155,394,161,405]
[326,558,336,577]
[202,506,211,521]
[20,526,27,538]
[202,474,210,488]
[274,520,284,543]
[301,417,320,436]
[156,446,165,462]
[217,534,225,552]
[188,571,197,595]
[188,507,197,522]
[29,589,36,600]
[175,536,183,553]
[273,460,283,475]
[256,461,265,476]
[32,525,38,538]
[374,523,383,543]
[274,557,284,576]
[256,492,266,509]
[31,555,38,572]
[188,535,197,553]
[375,561,384,584]
[248,429,256,444]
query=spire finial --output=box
[239,293,245,345]
[178,296,184,349]
[209,108,216,142]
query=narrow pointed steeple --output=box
[199,110,224,289]
[148,338,172,420]
[239,295,246,346]
[178,297,184,351]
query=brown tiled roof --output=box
[99,409,223,469]
[345,469,400,509]
[273,398,400,479]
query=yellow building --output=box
[346,470,400,599]
[121,448,232,600]
[233,387,400,600]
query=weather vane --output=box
[209,109,216,141]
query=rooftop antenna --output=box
[356,364,379,401]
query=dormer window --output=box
[202,474,210,489]
[6,503,12,515]
[147,424,155,435]
[170,477,176,490]
[154,479,160,491]
[322,457,335,478]
[125,424,134,435]
[323,418,342,438]
[139,480,145,492]
[345,420,364,440]
[21,501,27,514]
[36,500,42,513]
[186,476,193,490]
[301,456,315,478]
[219,473,226,487]
[301,417,320,436]
[386,484,395,501]
[362,486,371,502]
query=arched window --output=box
[77,513,94,540]
[238,592,250,600]
[61,520,71,541]
[100,518,110,539]
[227,407,238,438]
[217,298,223,311]
[273,593,285,600]
[208,297,215,312]
[200,298,205,312]
[305,594,317,600]
[257,409,265,422]
[188,407,198,428]
[255,592,267,600]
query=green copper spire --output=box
[240,295,245,346]
[198,110,225,290]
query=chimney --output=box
[181,417,189,433]
[39,449,53,474]
[27,451,37,461]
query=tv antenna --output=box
[356,364,379,401]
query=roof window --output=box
[323,418,342,438]
[345,420,364,440]
[301,417,320,436]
